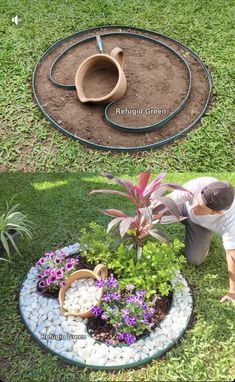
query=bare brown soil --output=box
[34,27,211,148]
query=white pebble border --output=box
[19,243,193,370]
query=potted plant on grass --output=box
[77,172,193,345]
[0,200,32,262]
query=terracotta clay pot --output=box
[58,264,108,318]
[75,47,127,104]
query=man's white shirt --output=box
[171,177,235,250]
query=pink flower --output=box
[44,269,50,276]
[56,269,64,279]
[38,280,46,289]
[50,269,57,277]
[65,262,73,271]
[46,277,52,285]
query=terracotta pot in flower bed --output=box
[58,264,108,318]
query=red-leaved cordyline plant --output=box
[90,172,193,260]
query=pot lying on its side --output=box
[59,264,108,318]
[75,43,127,104]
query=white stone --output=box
[31,301,37,309]
[25,306,33,312]
[144,339,154,350]
[40,314,47,321]
[85,353,102,365]
[142,346,150,355]
[77,348,91,361]
[140,351,148,359]
[53,319,62,325]
[134,353,140,362]
[55,340,65,351]
[29,321,37,331]
[46,325,55,335]
[86,337,96,347]
[64,351,75,359]
[73,339,87,350]
[54,326,64,336]
[49,341,56,351]
[63,340,73,351]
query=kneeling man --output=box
[169,177,234,304]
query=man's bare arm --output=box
[220,249,235,304]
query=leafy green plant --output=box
[90,172,191,259]
[79,221,117,263]
[110,240,185,298]
[79,223,185,299]
[0,200,32,262]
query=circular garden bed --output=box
[19,244,193,370]
[33,25,212,152]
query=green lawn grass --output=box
[0,172,234,381]
[0,0,234,171]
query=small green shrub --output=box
[111,240,185,298]
[79,222,117,263]
[79,223,185,299]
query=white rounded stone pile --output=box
[63,278,101,313]
[19,245,193,370]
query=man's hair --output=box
[201,181,234,211]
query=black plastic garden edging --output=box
[32,25,212,152]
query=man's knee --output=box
[186,256,204,267]
[184,247,207,266]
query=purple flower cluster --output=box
[96,279,105,288]
[123,315,137,326]
[106,274,118,288]
[116,331,136,345]
[95,273,155,345]
[35,251,80,291]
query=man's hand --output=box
[220,292,235,305]
[223,249,235,305]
